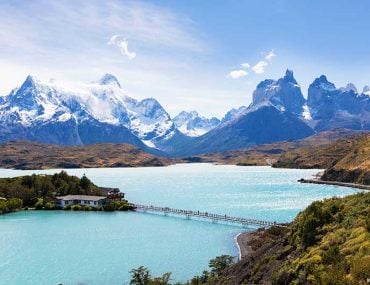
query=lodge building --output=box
[56,188,125,208]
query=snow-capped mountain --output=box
[307,75,370,131]
[0,70,369,156]
[221,106,247,123]
[363,85,370,94]
[0,74,176,149]
[173,111,220,137]
[339,83,358,93]
[251,69,305,116]
[168,70,315,155]
[168,70,370,156]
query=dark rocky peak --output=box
[310,75,336,90]
[252,69,305,116]
[280,69,297,84]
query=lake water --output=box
[0,164,360,284]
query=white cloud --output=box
[252,61,268,74]
[252,50,276,74]
[241,62,250,69]
[227,69,248,79]
[265,49,276,61]
[227,50,276,78]
[108,35,136,60]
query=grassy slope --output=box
[322,135,370,184]
[192,129,361,166]
[274,133,370,184]
[214,192,370,285]
[0,140,174,169]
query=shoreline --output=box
[235,231,254,260]
[298,178,370,191]
[235,233,242,260]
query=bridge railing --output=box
[128,203,285,228]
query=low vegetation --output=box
[0,171,132,214]
[128,191,370,284]
[187,129,361,166]
[128,255,236,285]
[0,140,173,170]
[210,191,370,284]
[274,133,370,185]
[0,198,23,214]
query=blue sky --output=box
[1,0,370,117]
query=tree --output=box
[39,180,54,203]
[151,272,171,285]
[6,198,23,211]
[130,266,151,285]
[209,255,235,277]
[79,174,92,191]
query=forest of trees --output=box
[0,171,101,214]
[128,255,236,285]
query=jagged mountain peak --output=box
[0,74,177,148]
[307,74,370,130]
[173,110,220,137]
[252,69,305,116]
[176,110,199,119]
[221,106,247,123]
[98,74,121,88]
[23,74,38,85]
[339,83,358,93]
[6,75,49,111]
[18,75,42,91]
[281,69,297,84]
[310,75,336,91]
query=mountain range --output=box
[0,70,369,156]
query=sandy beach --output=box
[235,231,253,260]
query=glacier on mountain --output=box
[0,74,175,148]
[173,111,220,137]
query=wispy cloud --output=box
[226,69,248,79]
[251,49,276,74]
[108,35,136,60]
[0,0,204,56]
[251,61,268,74]
[264,50,276,61]
[227,49,276,78]
[241,63,250,69]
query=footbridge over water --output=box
[129,203,286,228]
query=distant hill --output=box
[321,134,370,184]
[273,132,370,184]
[0,141,173,170]
[190,129,361,166]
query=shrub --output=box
[34,199,44,210]
[7,198,23,211]
[322,245,340,264]
[63,205,72,211]
[44,202,55,210]
[103,203,116,211]
[114,201,130,211]
[0,200,8,214]
[351,256,370,283]
[92,206,103,211]
[71,204,82,211]
[366,207,370,232]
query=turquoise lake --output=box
[0,164,360,284]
